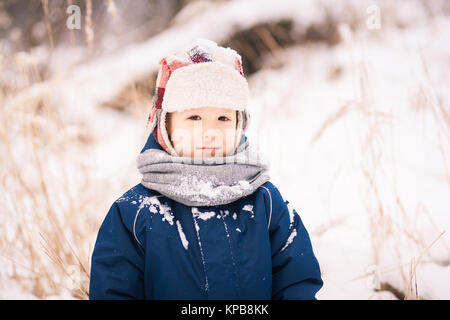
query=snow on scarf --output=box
[137,139,270,206]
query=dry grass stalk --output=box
[106,0,118,22]
[341,26,448,299]
[0,65,93,298]
[417,46,450,189]
[310,102,353,145]
[85,0,94,56]
[312,217,347,237]
[418,47,450,129]
[40,0,55,52]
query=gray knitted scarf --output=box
[137,140,270,207]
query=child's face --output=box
[166,107,238,158]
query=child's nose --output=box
[202,128,222,145]
[203,133,216,144]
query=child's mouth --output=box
[197,147,221,157]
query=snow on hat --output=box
[147,38,251,156]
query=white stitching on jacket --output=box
[133,194,164,247]
[133,208,143,246]
[259,185,272,230]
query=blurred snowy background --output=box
[0,0,449,300]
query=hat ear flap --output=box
[147,106,159,132]
[242,109,250,131]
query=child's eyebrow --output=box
[184,110,235,118]
[185,110,199,114]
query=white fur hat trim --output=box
[162,61,249,112]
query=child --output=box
[89,39,323,300]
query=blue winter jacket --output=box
[89,132,323,300]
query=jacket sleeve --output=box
[89,202,145,299]
[267,184,323,300]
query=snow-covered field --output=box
[0,0,449,299]
[247,16,450,299]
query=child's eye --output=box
[218,116,230,121]
[188,115,201,120]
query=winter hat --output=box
[147,38,251,156]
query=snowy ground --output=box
[1,0,449,299]
[246,17,450,299]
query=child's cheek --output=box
[225,128,237,152]
[171,128,193,157]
